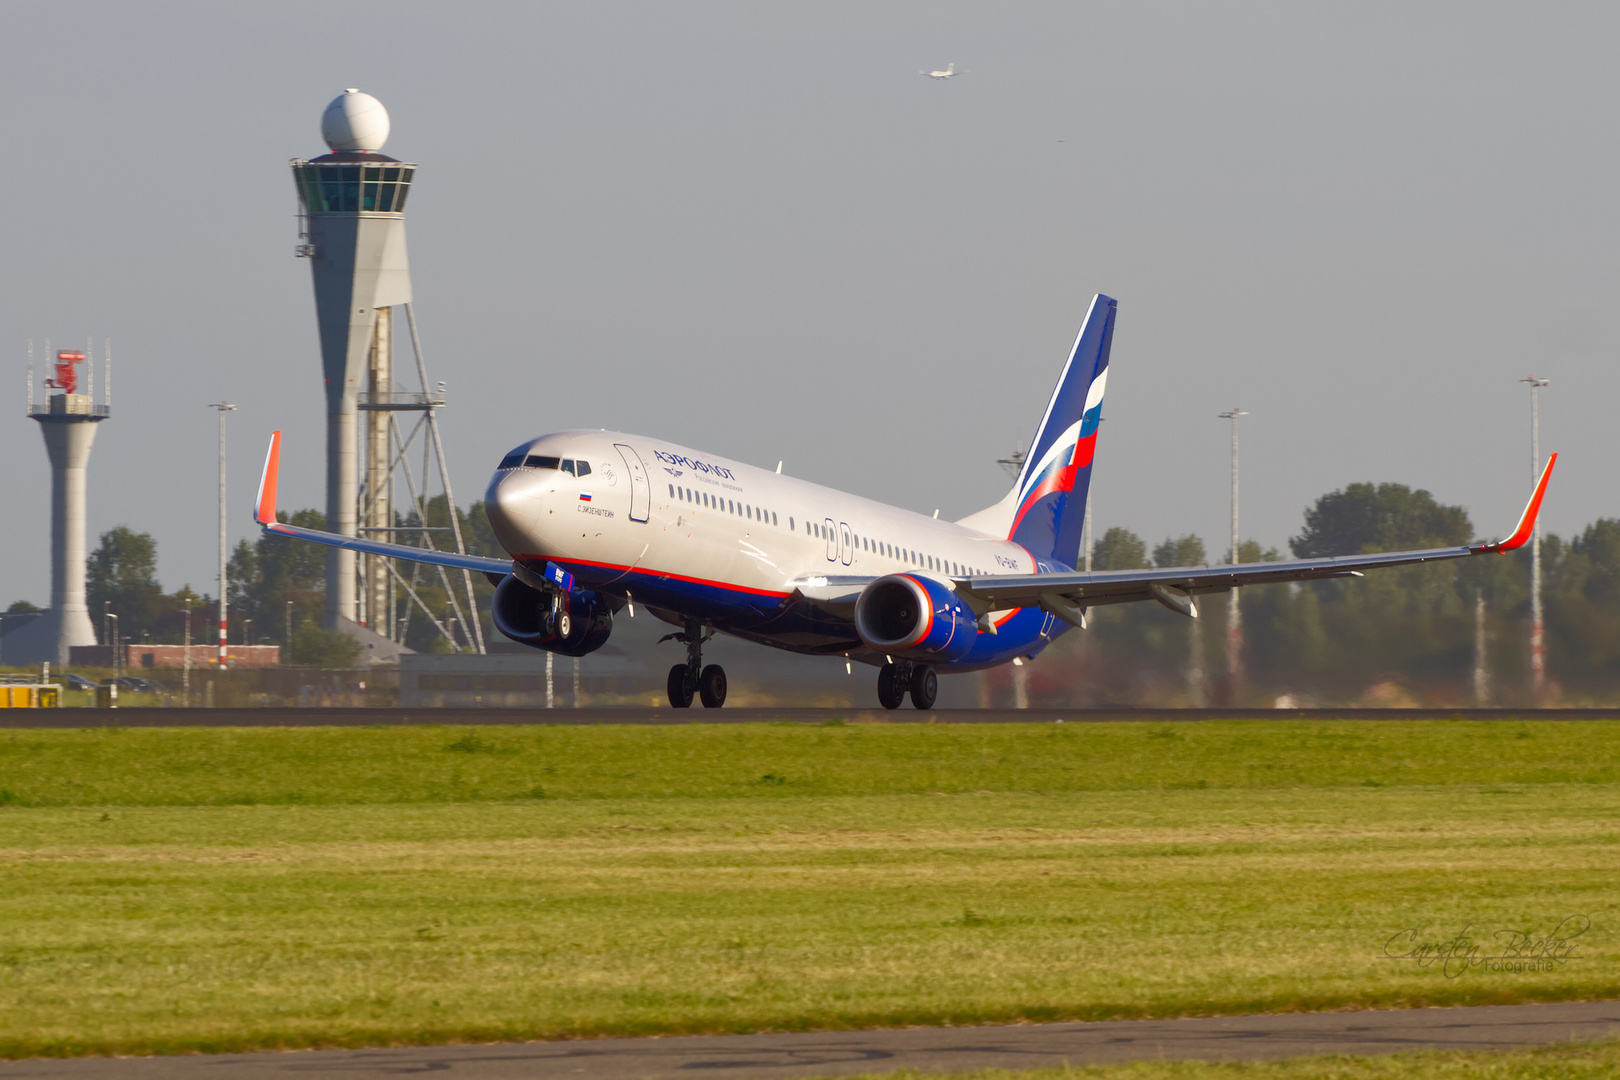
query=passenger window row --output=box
[802,517,982,576]
[669,484,779,527]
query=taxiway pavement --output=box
[4,706,1619,728]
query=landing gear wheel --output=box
[699,664,728,708]
[877,664,906,710]
[909,664,938,710]
[667,664,694,708]
[557,611,572,639]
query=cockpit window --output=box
[576,460,591,477]
[524,455,561,470]
[498,451,526,469]
[560,459,576,476]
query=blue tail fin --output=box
[1006,293,1116,566]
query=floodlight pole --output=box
[1218,408,1247,691]
[1521,377,1549,700]
[182,597,192,707]
[208,403,237,671]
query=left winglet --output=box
[255,430,281,527]
[1474,452,1557,554]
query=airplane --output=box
[252,294,1557,710]
[922,63,962,80]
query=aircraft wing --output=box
[956,454,1557,622]
[252,431,514,576]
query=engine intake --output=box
[491,574,613,656]
[853,574,977,662]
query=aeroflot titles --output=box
[652,449,737,480]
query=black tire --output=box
[699,664,728,708]
[667,664,694,708]
[909,664,937,710]
[877,664,906,710]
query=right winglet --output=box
[1474,452,1557,554]
[254,430,281,527]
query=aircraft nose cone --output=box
[485,470,545,552]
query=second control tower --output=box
[291,89,414,630]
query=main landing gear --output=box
[662,618,727,708]
[877,660,937,711]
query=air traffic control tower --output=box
[291,90,414,630]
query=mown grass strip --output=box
[0,720,1615,806]
[1,785,1616,1058]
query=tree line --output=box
[1046,483,1619,706]
[9,482,1615,700]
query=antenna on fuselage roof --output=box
[776,461,782,474]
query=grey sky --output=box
[1,1,1614,606]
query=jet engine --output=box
[491,574,613,657]
[853,574,978,662]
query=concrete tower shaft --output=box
[292,150,415,627]
[7,387,109,666]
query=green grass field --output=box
[0,720,1616,1058]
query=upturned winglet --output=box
[1473,452,1557,554]
[254,431,281,527]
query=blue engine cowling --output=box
[491,575,613,657]
[853,574,978,662]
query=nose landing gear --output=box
[877,660,937,710]
[662,619,727,708]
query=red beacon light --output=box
[44,350,85,394]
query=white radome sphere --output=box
[321,89,390,153]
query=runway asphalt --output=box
[3,705,1619,727]
[3,1001,1617,1078]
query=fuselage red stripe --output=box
[512,555,792,599]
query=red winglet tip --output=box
[254,431,282,526]
[1485,452,1557,553]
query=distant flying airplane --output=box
[922,63,962,79]
[252,294,1556,711]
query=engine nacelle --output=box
[491,575,613,657]
[853,574,978,662]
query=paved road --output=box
[5,706,1618,728]
[4,1002,1617,1078]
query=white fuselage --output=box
[485,430,1038,600]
